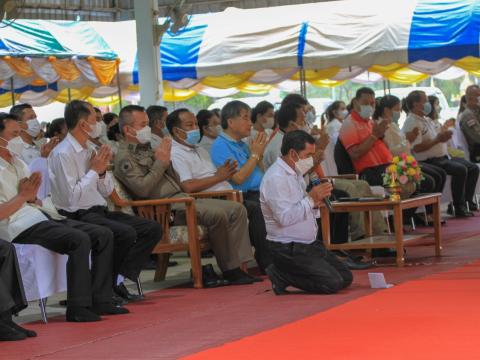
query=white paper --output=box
[368,272,394,289]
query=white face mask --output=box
[306,111,316,126]
[338,109,349,120]
[262,117,275,130]
[211,125,222,137]
[294,153,314,175]
[359,105,374,119]
[136,125,152,144]
[87,121,102,139]
[0,136,24,156]
[26,118,41,137]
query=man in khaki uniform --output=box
[114,105,258,286]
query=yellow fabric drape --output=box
[309,79,346,87]
[3,57,34,77]
[55,87,94,103]
[50,59,81,82]
[201,72,254,89]
[88,95,120,106]
[0,92,19,107]
[237,82,273,94]
[87,58,118,86]
[370,65,429,84]
[163,83,197,101]
[455,57,480,77]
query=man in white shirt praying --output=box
[0,112,128,322]
[49,100,162,302]
[260,130,353,295]
[9,104,58,165]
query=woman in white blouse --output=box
[197,109,222,154]
[374,95,444,223]
[324,101,348,146]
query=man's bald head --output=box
[465,85,480,108]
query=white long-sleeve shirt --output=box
[49,133,113,212]
[260,157,318,244]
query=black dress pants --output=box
[424,156,479,206]
[13,219,114,307]
[243,191,272,272]
[0,240,27,316]
[60,207,162,282]
[268,240,353,294]
[316,188,349,245]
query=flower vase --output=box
[399,182,416,200]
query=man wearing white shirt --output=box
[9,104,58,165]
[49,100,162,301]
[403,90,479,217]
[261,131,353,295]
[0,112,127,322]
[146,105,170,150]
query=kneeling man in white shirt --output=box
[260,130,353,295]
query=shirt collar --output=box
[351,110,370,123]
[276,157,297,176]
[66,133,86,153]
[220,131,243,144]
[0,154,21,171]
[21,139,35,149]
[172,139,196,152]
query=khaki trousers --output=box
[333,179,388,240]
[173,198,253,272]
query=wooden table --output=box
[319,193,442,266]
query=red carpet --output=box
[185,261,480,360]
[2,217,480,359]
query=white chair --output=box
[13,244,68,323]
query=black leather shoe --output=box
[343,257,375,270]
[223,268,255,285]
[5,320,36,338]
[468,202,479,211]
[245,273,263,282]
[66,306,101,322]
[92,303,129,316]
[332,250,364,262]
[199,264,224,288]
[456,207,475,218]
[114,283,143,302]
[372,248,398,258]
[265,265,288,295]
[0,321,26,341]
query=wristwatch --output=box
[251,153,261,161]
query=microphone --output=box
[310,174,333,212]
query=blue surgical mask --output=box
[178,128,201,145]
[359,105,374,119]
[423,102,432,115]
[392,111,401,123]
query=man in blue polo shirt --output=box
[211,101,271,272]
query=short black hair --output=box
[118,105,145,135]
[103,112,118,126]
[107,123,121,141]
[220,101,250,129]
[277,103,302,130]
[0,112,18,132]
[146,105,168,127]
[197,109,214,139]
[281,94,308,107]
[10,103,32,121]
[281,130,315,156]
[46,117,66,138]
[406,90,424,112]
[166,108,190,135]
[355,87,375,99]
[64,100,92,130]
[251,101,274,123]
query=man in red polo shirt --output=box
[339,87,393,185]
